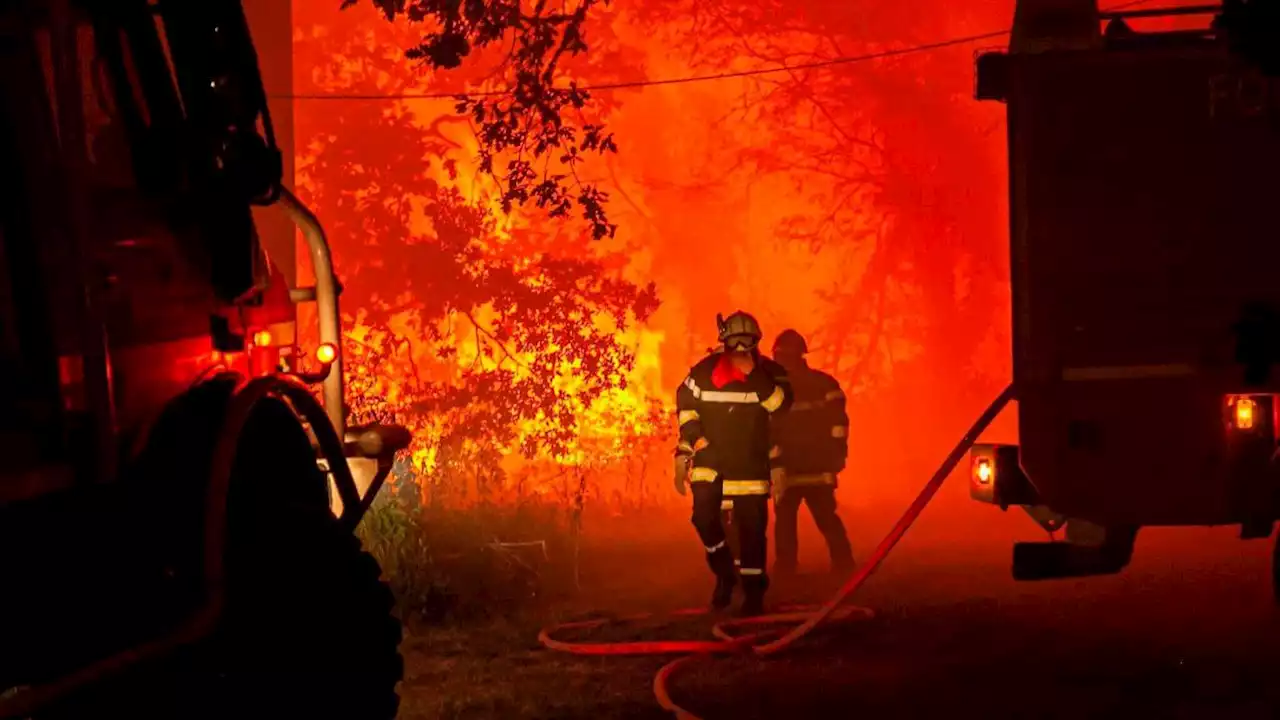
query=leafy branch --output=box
[345,0,619,239]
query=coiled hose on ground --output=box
[538,384,1016,719]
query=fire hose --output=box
[538,384,1016,719]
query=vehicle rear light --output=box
[316,342,337,365]
[233,329,286,377]
[289,343,339,385]
[974,457,994,485]
[1235,397,1257,430]
[969,444,1037,507]
[1226,394,1274,433]
[969,448,998,505]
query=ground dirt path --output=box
[397,495,1280,720]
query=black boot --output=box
[712,573,736,610]
[708,547,736,610]
[739,575,769,617]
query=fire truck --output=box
[0,1,408,717]
[968,1,1280,597]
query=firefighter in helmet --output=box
[769,329,855,577]
[674,311,792,615]
[710,344,742,566]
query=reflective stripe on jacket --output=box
[771,365,848,477]
[673,352,792,495]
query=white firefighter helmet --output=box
[717,311,763,351]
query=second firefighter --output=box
[769,329,855,577]
[674,311,792,616]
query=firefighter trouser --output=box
[720,500,741,560]
[774,485,853,573]
[692,482,769,586]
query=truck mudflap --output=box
[1012,523,1140,581]
[968,441,1144,581]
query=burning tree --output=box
[342,0,631,241]
[294,0,1017,511]
[624,0,1011,403]
[290,0,1025,610]
[294,4,663,511]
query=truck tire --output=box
[206,510,404,720]
[80,500,406,720]
[28,388,404,720]
[100,394,404,720]
[202,397,404,720]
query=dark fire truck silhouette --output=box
[0,1,407,717]
[969,1,1280,598]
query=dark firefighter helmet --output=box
[772,329,808,356]
[716,311,763,351]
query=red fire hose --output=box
[538,385,1016,719]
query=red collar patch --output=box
[711,354,749,388]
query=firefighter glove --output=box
[770,467,787,502]
[674,455,690,496]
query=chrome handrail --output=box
[276,186,345,439]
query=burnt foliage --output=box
[343,0,619,240]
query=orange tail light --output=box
[1226,394,1272,433]
[316,342,337,365]
[973,457,994,485]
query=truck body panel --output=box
[0,0,302,496]
[1005,29,1280,527]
